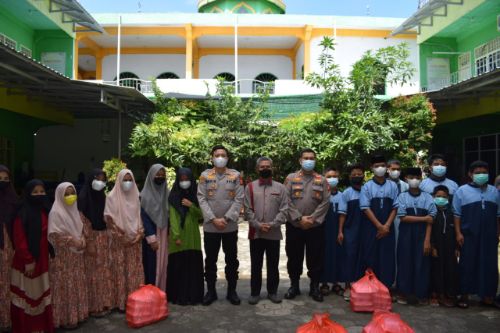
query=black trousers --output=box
[250,238,280,296]
[204,231,239,290]
[285,222,325,284]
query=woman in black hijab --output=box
[77,169,113,316]
[0,165,17,330]
[167,168,204,305]
[10,179,54,333]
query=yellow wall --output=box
[436,92,500,124]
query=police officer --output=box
[198,145,244,305]
[284,148,330,302]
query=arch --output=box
[263,8,274,14]
[231,2,256,14]
[253,72,277,93]
[113,72,140,89]
[210,6,224,13]
[157,72,179,79]
[213,72,235,82]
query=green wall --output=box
[457,19,500,60]
[0,9,34,52]
[199,0,285,14]
[419,37,458,89]
[33,30,74,77]
[0,109,54,186]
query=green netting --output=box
[254,94,324,120]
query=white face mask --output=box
[373,166,387,177]
[213,157,228,168]
[92,180,106,191]
[121,180,133,192]
[388,170,400,180]
[407,178,421,189]
[179,180,191,190]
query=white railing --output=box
[102,79,154,94]
[422,58,499,92]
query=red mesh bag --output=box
[126,284,169,328]
[350,270,391,312]
[296,313,348,333]
[362,310,414,333]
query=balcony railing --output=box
[101,79,154,94]
[421,58,500,92]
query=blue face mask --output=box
[327,177,339,188]
[301,159,316,172]
[473,173,489,186]
[432,165,447,177]
[434,197,449,207]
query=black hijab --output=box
[0,165,17,249]
[77,169,107,231]
[168,168,198,228]
[17,179,52,260]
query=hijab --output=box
[168,168,198,229]
[48,182,84,253]
[17,179,51,260]
[77,169,107,230]
[104,169,141,239]
[140,164,169,229]
[0,165,17,249]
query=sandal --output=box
[331,284,344,296]
[320,284,331,296]
[343,288,351,301]
[430,298,439,307]
[457,296,469,309]
[439,297,456,308]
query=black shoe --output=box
[284,284,301,300]
[267,293,282,304]
[309,284,324,302]
[226,290,241,305]
[202,290,218,306]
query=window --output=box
[464,133,500,180]
[0,137,14,172]
[114,72,140,89]
[458,52,471,82]
[214,72,235,82]
[474,36,500,75]
[157,72,179,79]
[20,45,32,58]
[253,73,277,94]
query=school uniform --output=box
[396,190,437,299]
[359,178,399,288]
[338,187,363,283]
[420,177,458,196]
[452,184,500,298]
[320,190,344,284]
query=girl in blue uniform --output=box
[337,163,365,301]
[396,167,436,305]
[453,161,500,308]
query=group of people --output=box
[0,145,499,333]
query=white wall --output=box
[33,118,135,182]
[102,54,186,80]
[295,43,304,80]
[309,36,420,96]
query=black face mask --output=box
[259,169,272,179]
[0,181,9,190]
[350,176,364,186]
[154,177,166,185]
[29,194,47,206]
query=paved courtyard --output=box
[61,222,500,333]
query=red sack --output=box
[350,270,391,312]
[362,310,414,333]
[296,313,348,333]
[126,284,169,328]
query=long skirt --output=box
[167,250,204,305]
[0,225,13,328]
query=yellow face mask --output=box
[64,194,77,206]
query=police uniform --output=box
[285,170,330,286]
[197,168,244,295]
[244,179,288,297]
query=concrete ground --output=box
[61,223,500,333]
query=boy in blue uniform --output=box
[319,168,345,296]
[359,155,399,289]
[337,164,365,301]
[396,167,437,305]
[420,154,458,196]
[453,161,500,308]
